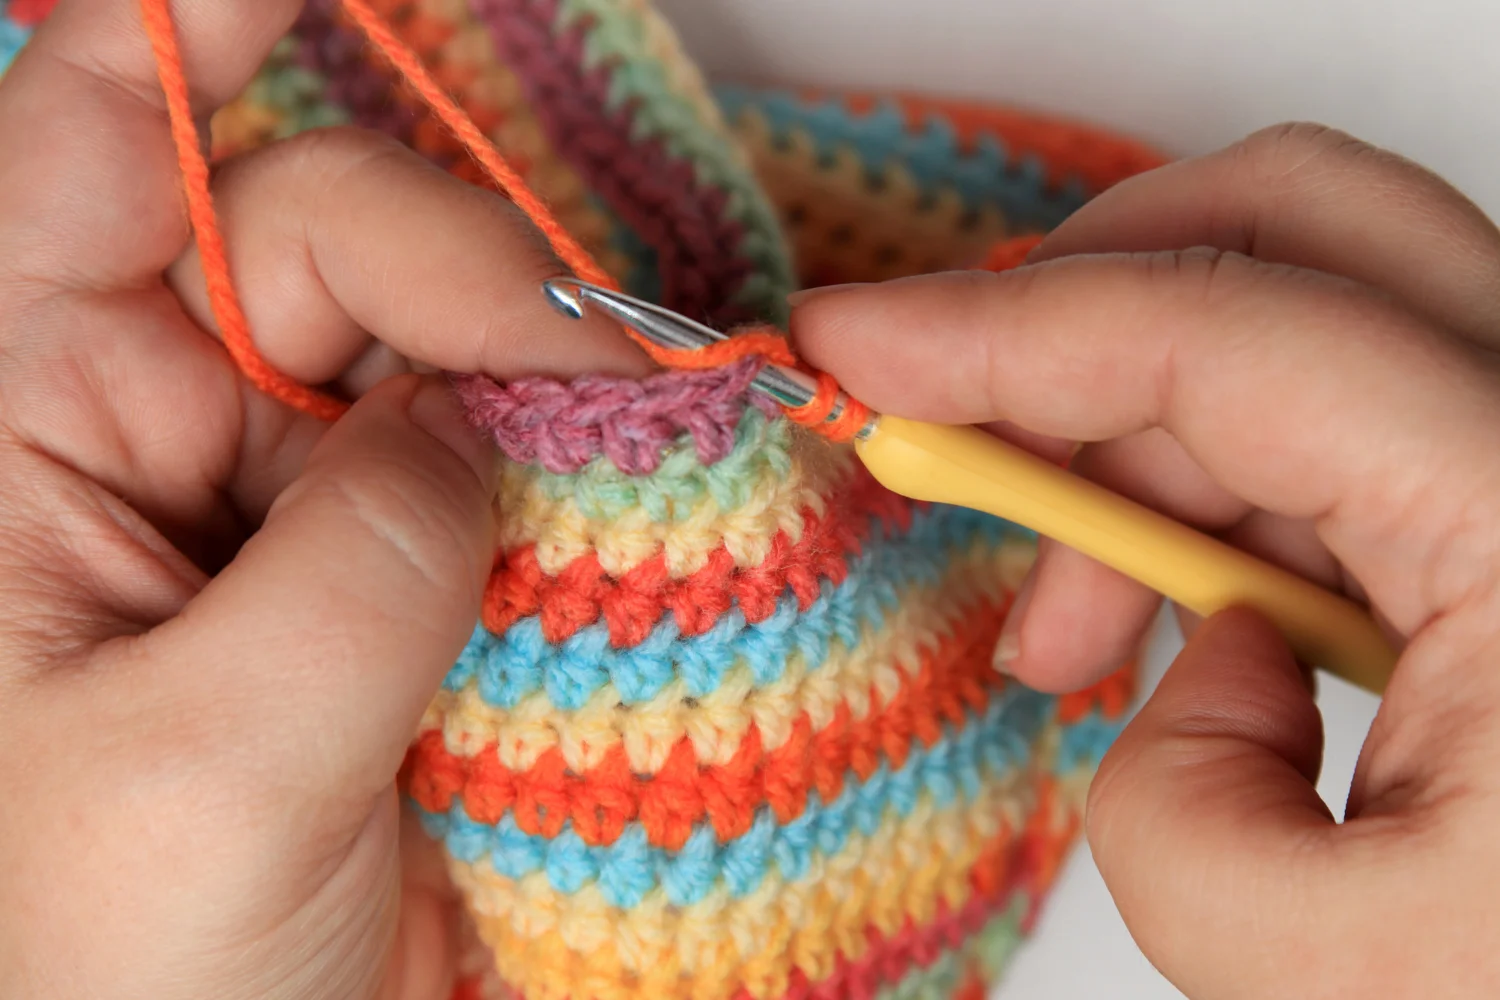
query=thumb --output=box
[1086,608,1351,999]
[151,374,496,805]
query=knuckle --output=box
[308,451,486,598]
[220,124,424,200]
[1138,246,1264,308]
[275,123,414,169]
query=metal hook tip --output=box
[542,278,586,320]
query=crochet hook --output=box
[541,277,1398,695]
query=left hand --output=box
[0,2,644,998]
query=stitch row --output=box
[407,582,1012,845]
[516,404,799,521]
[447,784,1040,1000]
[480,468,888,638]
[552,0,796,322]
[716,88,1083,234]
[421,537,1036,774]
[458,506,1013,710]
[254,1,634,282]
[470,0,769,327]
[729,112,1020,287]
[453,359,773,475]
[417,687,1050,907]
[480,472,1006,644]
[496,438,857,580]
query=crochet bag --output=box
[1,2,1163,998]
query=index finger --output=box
[792,251,1500,639]
[0,0,299,290]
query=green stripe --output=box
[555,0,797,320]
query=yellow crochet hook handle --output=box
[856,416,1397,695]
[536,277,1396,695]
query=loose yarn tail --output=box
[137,0,922,442]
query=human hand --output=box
[0,2,645,998]
[793,124,1500,999]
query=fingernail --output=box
[993,571,1037,673]
[410,378,496,483]
[787,282,870,307]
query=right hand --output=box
[792,123,1500,999]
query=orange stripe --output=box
[447,813,1072,1000]
[481,469,914,642]
[1056,664,1136,724]
[405,591,1011,849]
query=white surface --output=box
[647,1,1442,995]
[995,614,1381,999]
[657,0,1500,218]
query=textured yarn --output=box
[2,2,1168,997]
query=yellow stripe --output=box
[415,0,634,282]
[447,774,1038,1000]
[497,432,853,578]
[421,535,1035,771]
[730,110,1013,284]
[624,0,741,141]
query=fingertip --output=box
[1083,605,1336,996]
[1120,605,1325,788]
[999,542,1163,693]
[185,125,655,388]
[789,271,1008,424]
[382,886,458,1000]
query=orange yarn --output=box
[980,233,1046,273]
[480,469,908,641]
[405,594,1009,849]
[336,0,610,293]
[139,0,885,441]
[1056,662,1135,723]
[140,0,349,422]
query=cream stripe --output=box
[421,535,1035,772]
[449,771,1039,1000]
[497,425,853,578]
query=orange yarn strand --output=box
[141,0,887,441]
[139,0,349,422]
[980,233,1046,273]
[334,0,803,381]
[337,0,613,293]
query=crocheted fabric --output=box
[2,2,1165,998]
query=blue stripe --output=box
[1058,709,1129,772]
[0,11,31,78]
[416,686,1055,908]
[712,85,1090,233]
[445,503,1025,710]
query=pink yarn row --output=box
[451,360,777,474]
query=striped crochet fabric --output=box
[2,2,1164,998]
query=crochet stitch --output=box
[2,1,1166,997]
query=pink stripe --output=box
[467,0,759,326]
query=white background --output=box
[652,1,1497,996]
[656,0,1500,218]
